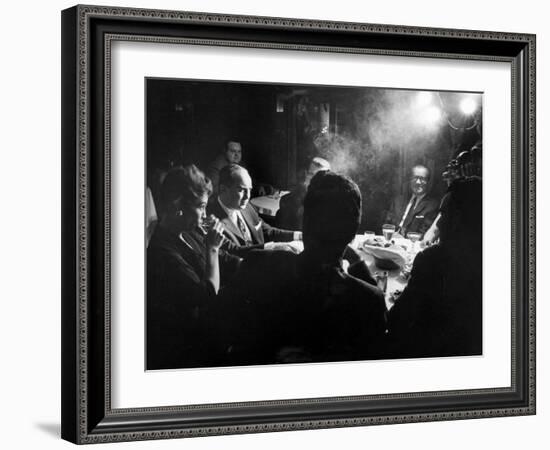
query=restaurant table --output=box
[284,234,416,310]
[250,191,290,217]
[351,234,414,309]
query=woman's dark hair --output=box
[303,170,362,246]
[160,165,212,214]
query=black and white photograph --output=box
[53,1,537,446]
[145,78,483,370]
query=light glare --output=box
[424,105,442,124]
[416,91,434,107]
[460,97,477,115]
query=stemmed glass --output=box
[398,231,419,279]
[406,232,422,253]
[382,224,396,243]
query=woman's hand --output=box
[203,215,223,294]
[205,217,225,251]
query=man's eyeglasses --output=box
[411,176,429,184]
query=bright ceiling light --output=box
[416,91,433,107]
[459,97,477,115]
[424,105,442,125]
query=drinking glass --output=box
[406,232,422,253]
[382,224,396,243]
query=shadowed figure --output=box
[387,178,482,358]
[276,156,331,230]
[220,170,387,365]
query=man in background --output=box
[206,140,243,193]
[393,164,439,238]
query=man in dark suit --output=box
[208,164,302,257]
[395,164,439,238]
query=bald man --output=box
[208,164,301,257]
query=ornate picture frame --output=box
[61,4,535,444]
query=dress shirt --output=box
[398,193,426,231]
[217,197,252,242]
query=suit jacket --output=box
[398,194,439,237]
[275,184,307,230]
[208,199,295,257]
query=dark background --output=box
[146,78,481,232]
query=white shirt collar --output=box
[218,196,239,225]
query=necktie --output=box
[237,213,253,244]
[399,196,417,232]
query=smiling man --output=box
[395,164,439,238]
[208,164,301,257]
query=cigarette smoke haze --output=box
[311,88,444,230]
[314,89,442,182]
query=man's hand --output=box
[264,241,302,254]
[422,220,440,246]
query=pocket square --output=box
[415,215,425,219]
[254,220,263,231]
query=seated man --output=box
[221,170,386,365]
[208,163,301,257]
[206,140,243,193]
[392,164,439,238]
[387,178,482,358]
[276,156,331,230]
